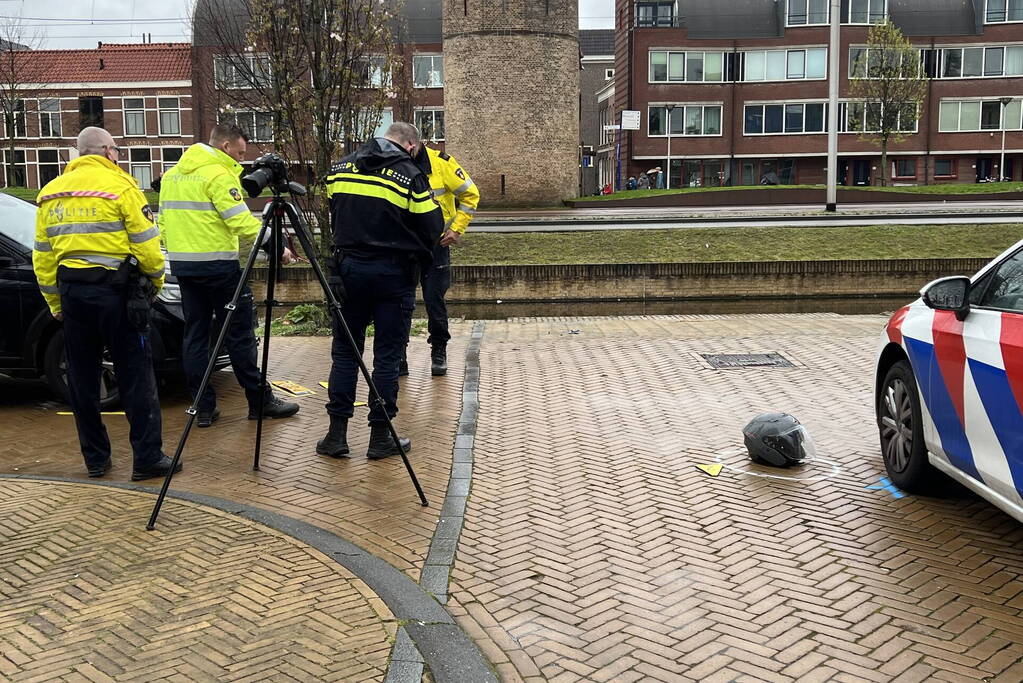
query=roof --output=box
[13,43,191,84]
[683,0,782,39]
[888,0,979,36]
[580,29,615,56]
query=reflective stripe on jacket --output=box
[426,147,480,235]
[33,155,165,315]
[158,143,261,275]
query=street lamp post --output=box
[665,104,676,189]
[1000,97,1013,183]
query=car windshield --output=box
[0,192,38,251]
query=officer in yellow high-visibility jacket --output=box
[409,144,480,376]
[33,126,177,481]
[158,123,298,427]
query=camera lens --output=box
[241,167,273,197]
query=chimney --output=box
[99,58,105,70]
[97,41,102,49]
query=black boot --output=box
[248,395,300,419]
[132,455,182,481]
[431,345,447,376]
[316,415,350,458]
[366,423,411,460]
[398,359,409,377]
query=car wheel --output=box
[877,359,934,492]
[43,330,121,411]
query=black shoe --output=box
[398,359,409,377]
[197,407,220,428]
[431,345,447,376]
[131,455,182,481]
[248,395,300,420]
[316,415,350,458]
[366,424,411,460]
[87,459,112,478]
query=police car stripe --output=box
[128,226,160,243]
[167,251,239,261]
[966,357,1023,501]
[34,241,52,252]
[46,221,125,238]
[162,200,217,211]
[39,284,58,294]
[220,204,249,219]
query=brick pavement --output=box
[0,479,394,681]
[451,314,1023,683]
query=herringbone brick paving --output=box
[0,479,395,681]
[451,314,1023,682]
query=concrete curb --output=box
[386,320,488,683]
[0,473,496,683]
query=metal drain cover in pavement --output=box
[701,353,795,369]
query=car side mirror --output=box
[921,276,971,321]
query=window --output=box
[39,99,61,138]
[939,99,1023,132]
[161,147,182,172]
[934,158,956,177]
[850,47,922,79]
[979,249,1023,312]
[79,96,103,130]
[938,45,1023,78]
[129,148,152,190]
[123,98,146,136]
[214,55,272,89]
[742,48,826,81]
[413,55,443,88]
[415,109,445,141]
[648,51,724,83]
[605,68,615,80]
[38,149,60,186]
[787,0,828,25]
[839,101,918,133]
[2,149,25,185]
[3,100,25,138]
[648,105,722,136]
[219,111,274,142]
[847,0,886,23]
[636,1,677,27]
[357,56,389,87]
[893,158,916,178]
[744,102,826,135]
[986,0,1023,22]
[158,98,180,136]
[374,108,393,138]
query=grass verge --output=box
[453,224,1023,265]
[574,181,1023,202]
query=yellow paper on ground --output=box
[695,463,723,477]
[271,380,315,396]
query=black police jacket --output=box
[325,138,442,268]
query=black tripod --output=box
[147,185,429,530]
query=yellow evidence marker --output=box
[271,380,315,396]
[695,463,723,477]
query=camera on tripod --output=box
[241,153,292,197]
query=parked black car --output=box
[0,192,225,409]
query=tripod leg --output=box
[283,202,429,507]
[147,211,274,530]
[253,211,281,471]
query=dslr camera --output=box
[241,153,291,197]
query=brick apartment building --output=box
[608,0,1023,189]
[3,42,193,190]
[580,30,616,196]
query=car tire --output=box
[43,330,121,411]
[877,359,935,493]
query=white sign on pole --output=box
[621,110,641,130]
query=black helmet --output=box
[742,413,816,467]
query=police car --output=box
[875,238,1023,523]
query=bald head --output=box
[77,126,115,157]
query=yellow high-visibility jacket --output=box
[426,147,479,235]
[33,154,165,316]
[158,143,262,276]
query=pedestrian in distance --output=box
[627,176,637,190]
[637,173,650,190]
[407,141,481,377]
[33,126,179,481]
[317,122,443,460]
[158,124,300,428]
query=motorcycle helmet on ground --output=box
[742,413,816,467]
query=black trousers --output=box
[59,280,163,470]
[327,255,415,424]
[177,269,268,413]
[420,243,451,348]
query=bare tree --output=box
[0,19,50,188]
[193,0,399,252]
[848,20,928,186]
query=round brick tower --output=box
[442,0,580,207]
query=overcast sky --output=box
[1,0,614,49]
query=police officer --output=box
[317,122,442,460]
[158,124,299,427]
[407,143,480,376]
[33,126,178,481]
